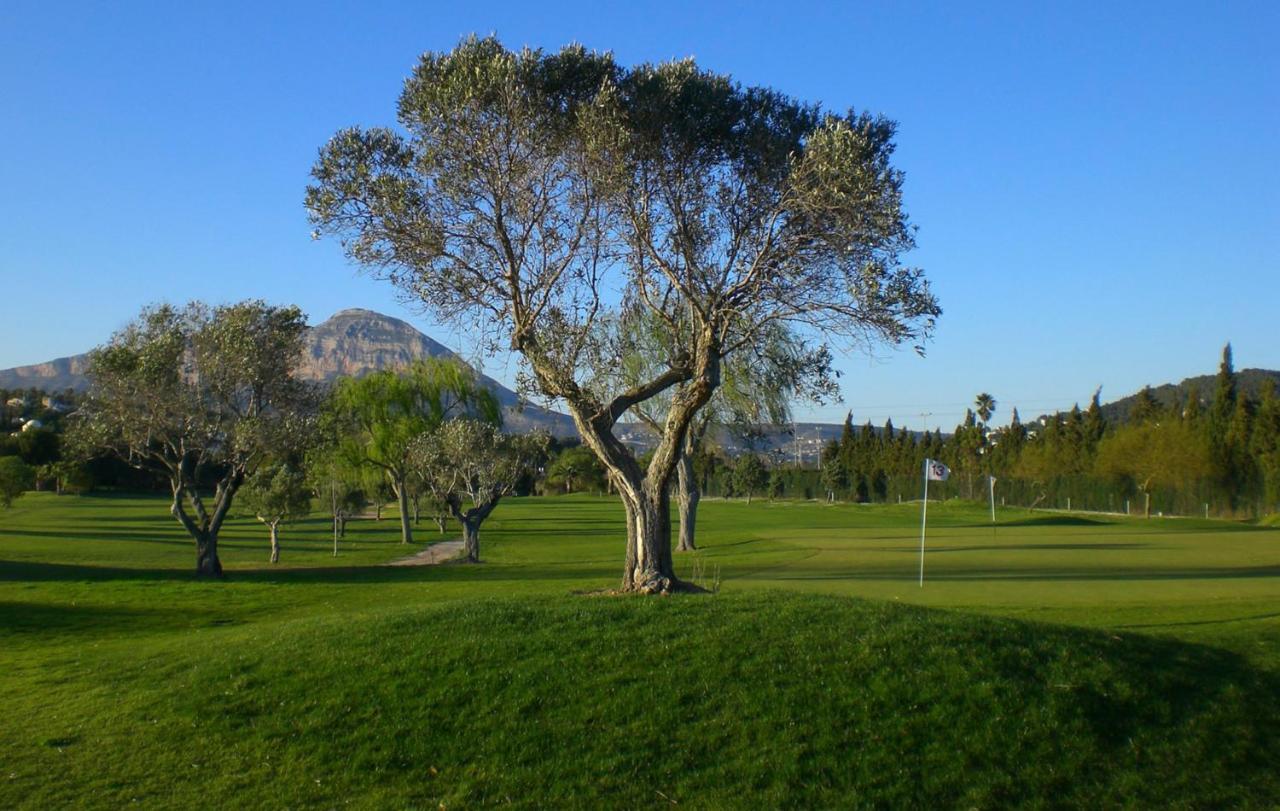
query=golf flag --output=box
[918,458,950,586]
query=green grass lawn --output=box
[2,492,1278,807]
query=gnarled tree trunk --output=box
[195,532,222,577]
[461,518,480,563]
[621,485,675,592]
[171,470,239,578]
[269,520,281,564]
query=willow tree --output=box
[73,301,313,576]
[606,307,836,551]
[307,37,938,593]
[329,358,499,545]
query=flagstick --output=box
[989,476,997,540]
[919,458,930,587]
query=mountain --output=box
[0,308,577,436]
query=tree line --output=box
[799,344,1280,518]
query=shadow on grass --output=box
[865,543,1155,554]
[0,528,193,546]
[0,558,613,586]
[0,600,211,638]
[1000,515,1111,527]
[761,564,1280,583]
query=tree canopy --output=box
[72,301,314,576]
[307,37,938,592]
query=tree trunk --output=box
[393,479,413,544]
[461,518,481,563]
[676,451,699,552]
[332,515,339,557]
[435,516,447,534]
[621,486,675,593]
[376,501,382,520]
[412,497,420,525]
[269,521,281,564]
[338,515,347,539]
[195,532,222,578]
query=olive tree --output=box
[307,37,938,592]
[412,419,548,562]
[240,463,311,564]
[73,301,314,576]
[0,456,34,510]
[329,358,499,545]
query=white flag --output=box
[926,459,950,481]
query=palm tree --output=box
[975,393,997,426]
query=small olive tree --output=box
[412,420,548,562]
[0,457,35,510]
[240,463,312,564]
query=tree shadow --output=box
[864,543,1155,554]
[1000,516,1111,527]
[0,600,209,638]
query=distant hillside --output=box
[1099,368,1280,422]
[0,308,576,436]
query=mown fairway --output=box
[2,493,1278,807]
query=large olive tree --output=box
[307,37,938,592]
[74,301,314,576]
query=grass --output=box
[2,492,1278,807]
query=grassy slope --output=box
[2,493,1278,807]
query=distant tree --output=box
[1250,382,1280,511]
[305,446,365,555]
[240,464,312,564]
[71,301,314,576]
[413,420,548,562]
[607,305,834,550]
[974,393,996,426]
[820,453,847,502]
[544,445,606,494]
[1095,421,1211,517]
[768,467,787,500]
[1129,386,1161,423]
[331,358,499,545]
[0,456,34,509]
[733,454,768,505]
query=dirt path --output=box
[385,540,465,567]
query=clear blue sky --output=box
[2,1,1276,430]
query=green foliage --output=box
[543,445,606,494]
[330,357,499,542]
[0,456,34,508]
[239,464,311,525]
[68,301,315,574]
[331,359,499,479]
[732,453,768,500]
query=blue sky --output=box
[2,1,1276,430]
